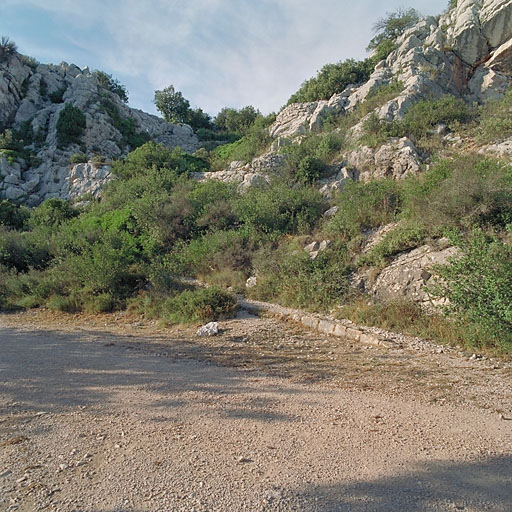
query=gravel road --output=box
[1,310,511,512]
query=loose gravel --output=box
[1,309,511,511]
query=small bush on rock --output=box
[56,103,86,147]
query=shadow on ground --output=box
[281,456,512,512]
[0,326,326,423]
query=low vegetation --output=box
[1,14,512,356]
[56,103,86,147]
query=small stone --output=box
[197,322,219,337]
[237,456,253,463]
[0,469,12,478]
[323,206,339,217]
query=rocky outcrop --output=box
[481,136,512,156]
[190,151,287,192]
[0,52,199,204]
[367,241,459,310]
[344,137,422,181]
[318,165,354,198]
[269,1,512,142]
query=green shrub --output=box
[356,221,427,267]
[430,230,512,352]
[234,181,325,236]
[402,155,512,233]
[49,87,66,103]
[214,106,260,135]
[70,152,88,164]
[287,58,375,105]
[0,228,50,271]
[56,103,86,146]
[99,98,150,149]
[250,241,351,311]
[171,230,255,278]
[47,294,81,313]
[282,132,344,182]
[112,141,208,179]
[94,70,128,102]
[0,200,30,230]
[324,179,402,242]
[161,287,237,324]
[210,114,275,167]
[477,87,512,143]
[401,95,473,139]
[30,198,77,228]
[84,292,116,313]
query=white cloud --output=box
[2,0,449,115]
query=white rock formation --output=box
[0,53,199,204]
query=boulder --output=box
[345,137,422,181]
[368,241,459,310]
[197,322,219,337]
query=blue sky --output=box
[1,0,448,117]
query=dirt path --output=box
[1,309,511,511]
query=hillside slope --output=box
[0,53,198,205]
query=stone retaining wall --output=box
[238,298,392,348]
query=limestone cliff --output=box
[0,53,198,205]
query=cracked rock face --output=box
[367,242,459,310]
[344,137,422,181]
[269,1,512,142]
[0,53,199,204]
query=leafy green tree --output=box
[214,106,260,135]
[367,8,420,52]
[154,85,191,124]
[154,85,212,130]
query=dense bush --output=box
[0,200,30,230]
[214,106,260,135]
[430,231,512,352]
[29,198,78,229]
[0,228,50,272]
[402,155,512,233]
[324,179,402,242]
[250,240,351,311]
[287,58,375,105]
[234,181,325,237]
[111,141,208,180]
[56,103,86,146]
[99,98,150,150]
[159,287,237,324]
[210,113,275,167]
[401,96,473,138]
[282,132,344,183]
[477,87,512,143]
[360,95,474,147]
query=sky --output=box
[1,0,448,117]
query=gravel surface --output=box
[1,309,511,511]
